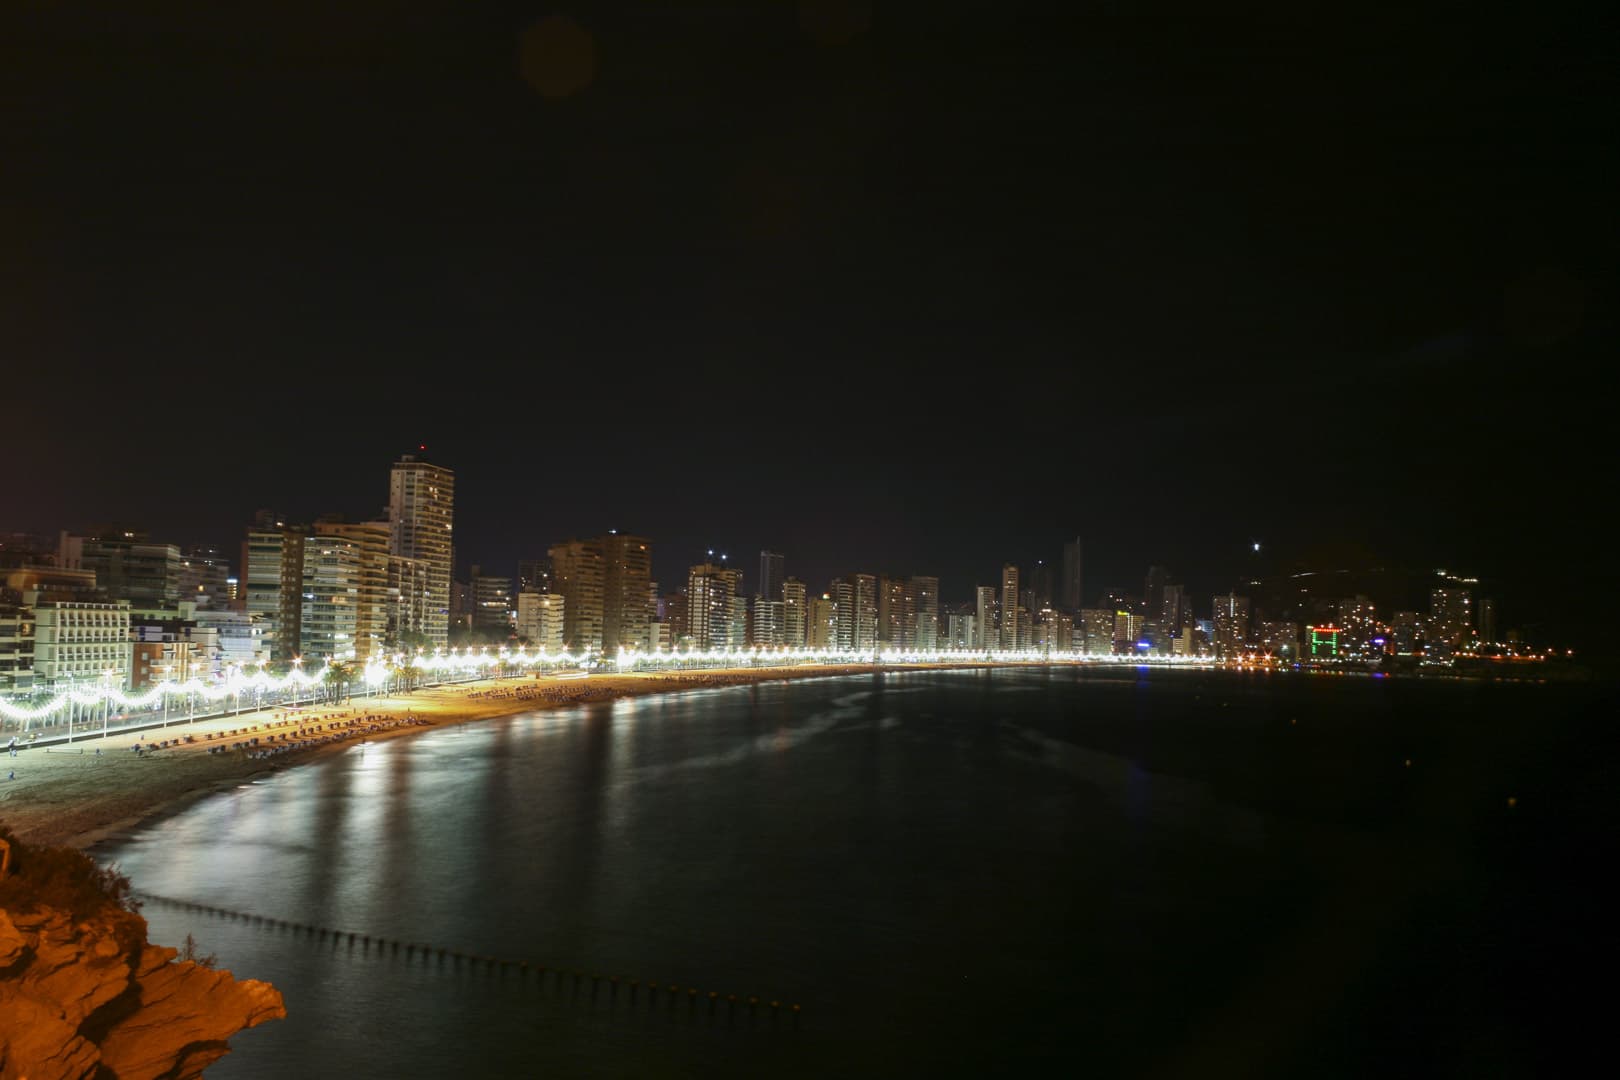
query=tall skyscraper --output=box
[1000,564,1020,649]
[1061,537,1082,611]
[1211,592,1252,657]
[1335,595,1376,652]
[242,513,302,662]
[1429,588,1473,645]
[911,575,939,649]
[468,564,514,638]
[751,597,785,646]
[314,519,390,662]
[687,561,742,650]
[782,577,807,646]
[975,585,998,650]
[830,573,878,650]
[601,534,652,651]
[877,576,916,648]
[549,539,605,651]
[1080,608,1115,655]
[806,593,836,648]
[758,551,785,603]
[388,453,454,649]
[946,608,976,649]
[299,530,364,662]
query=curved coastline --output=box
[0,662,1001,853]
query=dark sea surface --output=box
[96,667,1613,1078]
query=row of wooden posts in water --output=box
[135,890,802,1022]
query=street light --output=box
[102,668,115,741]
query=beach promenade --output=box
[0,663,936,850]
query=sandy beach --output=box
[0,663,980,852]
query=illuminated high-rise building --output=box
[1211,592,1251,657]
[1160,582,1187,631]
[1429,588,1473,645]
[314,519,390,663]
[1258,620,1299,658]
[387,554,429,650]
[1113,610,1141,648]
[601,533,652,651]
[242,514,303,662]
[549,539,605,651]
[910,576,939,649]
[516,592,565,651]
[1335,595,1376,653]
[758,551,785,603]
[1036,607,1073,651]
[687,562,741,650]
[975,585,998,650]
[468,564,514,638]
[388,453,454,649]
[751,597,785,646]
[831,573,877,650]
[298,532,363,662]
[877,576,915,648]
[782,577,807,646]
[806,593,836,648]
[65,530,182,606]
[178,546,235,609]
[1080,608,1114,655]
[1000,564,1020,649]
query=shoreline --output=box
[6,657,1546,856]
[0,662,985,854]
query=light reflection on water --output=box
[95,668,1573,1079]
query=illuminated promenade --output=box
[1,646,1212,739]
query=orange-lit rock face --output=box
[0,906,284,1080]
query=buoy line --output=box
[133,890,803,1024]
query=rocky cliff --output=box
[0,832,285,1080]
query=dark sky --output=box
[2,4,1612,642]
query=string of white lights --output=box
[0,647,1211,725]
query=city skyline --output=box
[1,444,1560,663]
[0,463,1536,629]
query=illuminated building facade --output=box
[1080,608,1115,655]
[782,577,807,646]
[601,534,652,651]
[911,576,940,649]
[516,591,565,651]
[549,539,605,651]
[976,585,998,650]
[1000,564,1020,649]
[388,454,455,649]
[1429,588,1473,645]
[1211,592,1251,658]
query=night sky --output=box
[3,5,1612,643]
